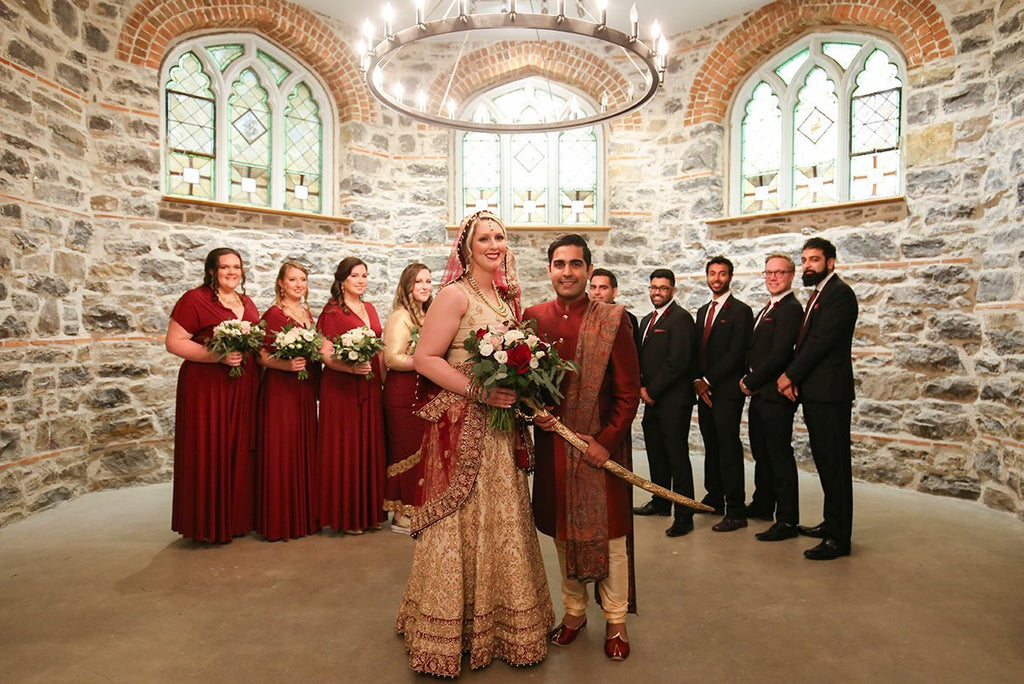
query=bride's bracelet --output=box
[464,379,483,403]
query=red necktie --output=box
[701,300,717,349]
[754,300,774,328]
[797,289,819,345]
[644,311,658,339]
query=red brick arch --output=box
[431,40,646,130]
[117,0,373,122]
[685,0,955,126]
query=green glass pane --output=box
[510,133,547,189]
[793,68,838,207]
[853,49,902,96]
[229,69,271,167]
[558,128,597,195]
[166,51,213,98]
[560,189,596,224]
[823,42,861,69]
[166,151,213,200]
[850,149,899,201]
[230,163,270,206]
[741,82,781,214]
[285,171,321,212]
[207,44,244,71]
[774,48,809,85]
[258,50,291,85]
[463,132,500,189]
[285,83,322,176]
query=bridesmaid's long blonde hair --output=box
[392,262,432,327]
[273,261,310,307]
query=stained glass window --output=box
[457,78,602,225]
[731,34,905,215]
[161,34,331,214]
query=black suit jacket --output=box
[638,301,696,405]
[743,292,802,403]
[695,295,754,401]
[786,275,859,403]
[625,309,640,350]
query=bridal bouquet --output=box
[407,327,420,355]
[463,320,576,431]
[332,326,385,380]
[207,319,266,377]
[271,322,324,380]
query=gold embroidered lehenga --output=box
[395,279,554,677]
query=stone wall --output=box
[1,0,1021,527]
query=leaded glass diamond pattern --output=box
[852,88,900,154]
[512,134,547,187]
[162,36,331,214]
[464,132,500,189]
[735,35,905,215]
[558,128,597,192]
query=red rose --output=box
[475,328,487,338]
[507,343,532,373]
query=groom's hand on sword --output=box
[574,433,610,469]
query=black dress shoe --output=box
[632,500,670,516]
[797,522,827,538]
[755,521,799,542]
[803,538,850,560]
[665,518,694,537]
[711,517,748,532]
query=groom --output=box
[524,234,641,661]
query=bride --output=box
[395,211,554,677]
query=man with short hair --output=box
[633,269,698,538]
[525,234,641,660]
[740,253,803,540]
[590,268,639,348]
[694,257,754,532]
[778,237,859,560]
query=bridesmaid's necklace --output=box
[465,273,509,318]
[281,300,309,325]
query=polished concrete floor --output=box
[1,462,1022,683]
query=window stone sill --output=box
[160,196,353,233]
[705,197,908,239]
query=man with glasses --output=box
[632,269,698,538]
[694,257,754,532]
[740,254,803,540]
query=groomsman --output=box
[777,237,859,561]
[740,253,803,541]
[633,269,698,538]
[589,268,640,348]
[694,257,753,532]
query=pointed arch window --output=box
[731,34,906,215]
[162,34,333,214]
[456,78,603,226]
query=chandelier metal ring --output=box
[363,11,663,133]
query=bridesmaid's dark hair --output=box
[330,257,367,313]
[202,247,247,300]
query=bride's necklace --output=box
[465,273,509,318]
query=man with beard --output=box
[694,257,754,532]
[589,268,640,349]
[740,253,803,540]
[525,234,641,660]
[777,237,859,560]
[633,269,698,538]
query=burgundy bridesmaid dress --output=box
[255,305,318,541]
[170,287,259,543]
[316,301,387,532]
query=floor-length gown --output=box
[382,308,427,518]
[170,286,259,543]
[395,281,553,677]
[316,300,387,532]
[255,305,318,541]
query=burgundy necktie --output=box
[701,300,717,349]
[644,311,658,340]
[754,300,774,329]
[797,289,819,345]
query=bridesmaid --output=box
[165,247,259,543]
[316,257,387,534]
[382,263,433,533]
[255,261,320,541]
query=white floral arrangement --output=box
[331,326,385,380]
[271,322,324,380]
[207,319,266,377]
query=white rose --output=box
[494,350,508,364]
[529,358,539,369]
[302,330,315,341]
[534,350,546,359]
[526,335,539,347]
[348,351,359,361]
[239,321,251,333]
[503,329,525,344]
[479,342,494,357]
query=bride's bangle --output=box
[465,379,481,402]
